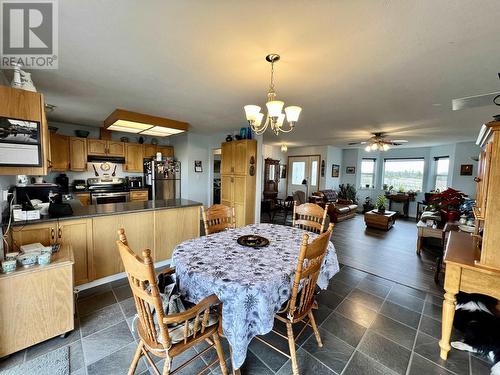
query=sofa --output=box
[311,189,358,222]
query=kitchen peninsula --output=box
[6,198,201,285]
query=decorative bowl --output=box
[5,252,19,261]
[237,235,270,248]
[38,252,51,266]
[75,130,90,138]
[17,253,38,268]
[2,260,16,273]
[458,225,475,233]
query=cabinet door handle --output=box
[231,177,234,183]
[51,228,55,241]
[58,227,62,239]
[47,160,53,168]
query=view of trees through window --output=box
[383,158,425,191]
[434,157,449,191]
[361,159,375,188]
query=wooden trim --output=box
[104,108,189,132]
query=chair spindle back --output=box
[292,202,329,234]
[201,204,236,235]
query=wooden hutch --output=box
[439,121,500,360]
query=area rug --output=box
[0,346,69,375]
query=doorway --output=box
[213,148,221,204]
[287,155,320,199]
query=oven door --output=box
[91,192,130,205]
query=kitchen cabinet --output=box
[221,140,256,227]
[74,192,91,206]
[49,133,70,171]
[57,219,92,285]
[92,212,154,279]
[124,143,144,172]
[87,139,124,157]
[130,189,149,202]
[10,219,92,286]
[0,86,50,176]
[154,206,200,262]
[144,144,174,159]
[69,137,87,171]
[11,222,57,247]
[0,245,74,357]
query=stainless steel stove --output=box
[87,177,129,205]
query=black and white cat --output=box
[451,293,500,375]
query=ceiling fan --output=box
[452,73,500,112]
[348,132,408,152]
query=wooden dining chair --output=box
[116,229,228,375]
[292,202,330,234]
[255,223,334,375]
[201,204,236,235]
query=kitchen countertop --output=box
[6,199,202,226]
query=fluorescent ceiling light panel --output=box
[141,130,173,137]
[107,125,141,133]
[112,120,152,130]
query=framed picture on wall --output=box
[280,164,287,179]
[331,164,340,177]
[194,160,203,172]
[460,164,473,176]
[346,166,356,174]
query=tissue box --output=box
[13,209,40,222]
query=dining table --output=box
[171,223,340,371]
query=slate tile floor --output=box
[0,265,493,375]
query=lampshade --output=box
[276,113,285,128]
[382,144,390,151]
[285,106,302,122]
[281,144,288,152]
[244,105,261,121]
[266,100,284,117]
[371,143,378,150]
[254,112,264,127]
[365,145,371,152]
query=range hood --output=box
[87,155,125,164]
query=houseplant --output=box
[363,196,375,213]
[338,184,358,204]
[376,195,388,213]
[427,188,467,222]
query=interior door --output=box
[287,155,320,199]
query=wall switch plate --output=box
[2,190,10,201]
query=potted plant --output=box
[363,196,375,213]
[338,184,358,204]
[428,188,467,222]
[376,195,388,213]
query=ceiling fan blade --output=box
[452,91,500,111]
[391,143,403,146]
[348,142,361,145]
[391,139,408,143]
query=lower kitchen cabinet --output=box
[11,222,57,247]
[154,206,200,262]
[57,219,92,285]
[92,212,154,279]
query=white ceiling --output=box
[5,0,500,148]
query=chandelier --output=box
[244,54,302,135]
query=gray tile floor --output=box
[0,265,494,375]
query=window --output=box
[361,158,376,188]
[383,158,425,191]
[311,160,318,186]
[434,156,449,191]
[291,161,305,185]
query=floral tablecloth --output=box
[171,223,339,369]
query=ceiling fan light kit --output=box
[351,132,408,152]
[244,54,302,135]
[104,109,188,137]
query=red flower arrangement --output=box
[428,188,468,222]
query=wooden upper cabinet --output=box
[144,144,157,159]
[107,141,125,157]
[233,141,248,175]
[221,142,234,174]
[0,86,49,176]
[157,145,173,158]
[69,137,87,171]
[124,143,144,172]
[49,133,69,171]
[87,139,107,156]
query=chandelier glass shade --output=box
[244,54,302,135]
[365,142,390,152]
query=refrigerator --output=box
[144,159,181,200]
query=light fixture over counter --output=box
[104,109,189,137]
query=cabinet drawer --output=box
[130,190,149,202]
